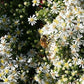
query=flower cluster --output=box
[35,0,84,83]
[0,0,84,84]
[35,0,64,24]
[0,35,18,83]
[0,35,38,84]
[0,15,10,31]
[0,0,43,84]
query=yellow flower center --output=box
[38,29,43,34]
[33,0,37,4]
[24,65,28,69]
[10,82,15,84]
[74,7,77,11]
[77,23,80,26]
[74,58,77,61]
[5,69,9,73]
[53,19,59,25]
[0,73,2,77]
[72,72,75,76]
[76,27,79,31]
[8,35,11,39]
[63,36,67,40]
[19,57,23,60]
[1,59,4,63]
[43,66,47,70]
[17,30,20,35]
[21,75,24,79]
[13,37,16,41]
[1,65,4,69]
[30,50,34,54]
[77,11,81,14]
[58,62,61,65]
[14,21,18,25]
[6,51,10,54]
[2,18,6,22]
[72,44,76,48]
[30,18,34,22]
[5,25,8,28]
[4,78,8,82]
[77,18,80,22]
[82,77,84,80]
[62,23,66,27]
[64,63,69,68]
[54,47,59,52]
[63,28,66,31]
[53,6,56,9]
[45,73,49,77]
[52,24,56,29]
[45,81,49,84]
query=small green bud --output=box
[4,3,7,6]
[34,40,38,43]
[40,49,44,52]
[45,50,48,54]
[13,13,16,16]
[20,15,23,18]
[24,2,28,6]
[16,9,19,12]
[21,21,24,24]
[18,4,22,8]
[22,8,25,13]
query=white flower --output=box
[77,58,84,68]
[14,20,20,26]
[28,15,37,26]
[80,75,84,84]
[50,70,58,79]
[51,3,60,14]
[32,0,40,6]
[41,24,51,35]
[27,58,32,63]
[34,75,41,83]
[47,0,53,4]
[82,81,84,84]
[27,49,37,57]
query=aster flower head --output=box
[47,0,53,4]
[32,0,40,6]
[35,0,84,83]
[28,15,37,26]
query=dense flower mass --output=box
[0,0,84,84]
[0,35,38,83]
[0,0,42,84]
[35,0,84,84]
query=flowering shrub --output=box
[0,35,40,84]
[0,0,44,84]
[33,0,84,84]
[0,0,84,84]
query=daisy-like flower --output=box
[32,0,40,6]
[13,20,20,26]
[28,15,37,26]
[27,49,37,57]
[80,75,84,84]
[47,0,53,4]
[51,3,59,14]
[50,70,58,79]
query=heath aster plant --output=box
[35,0,84,83]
